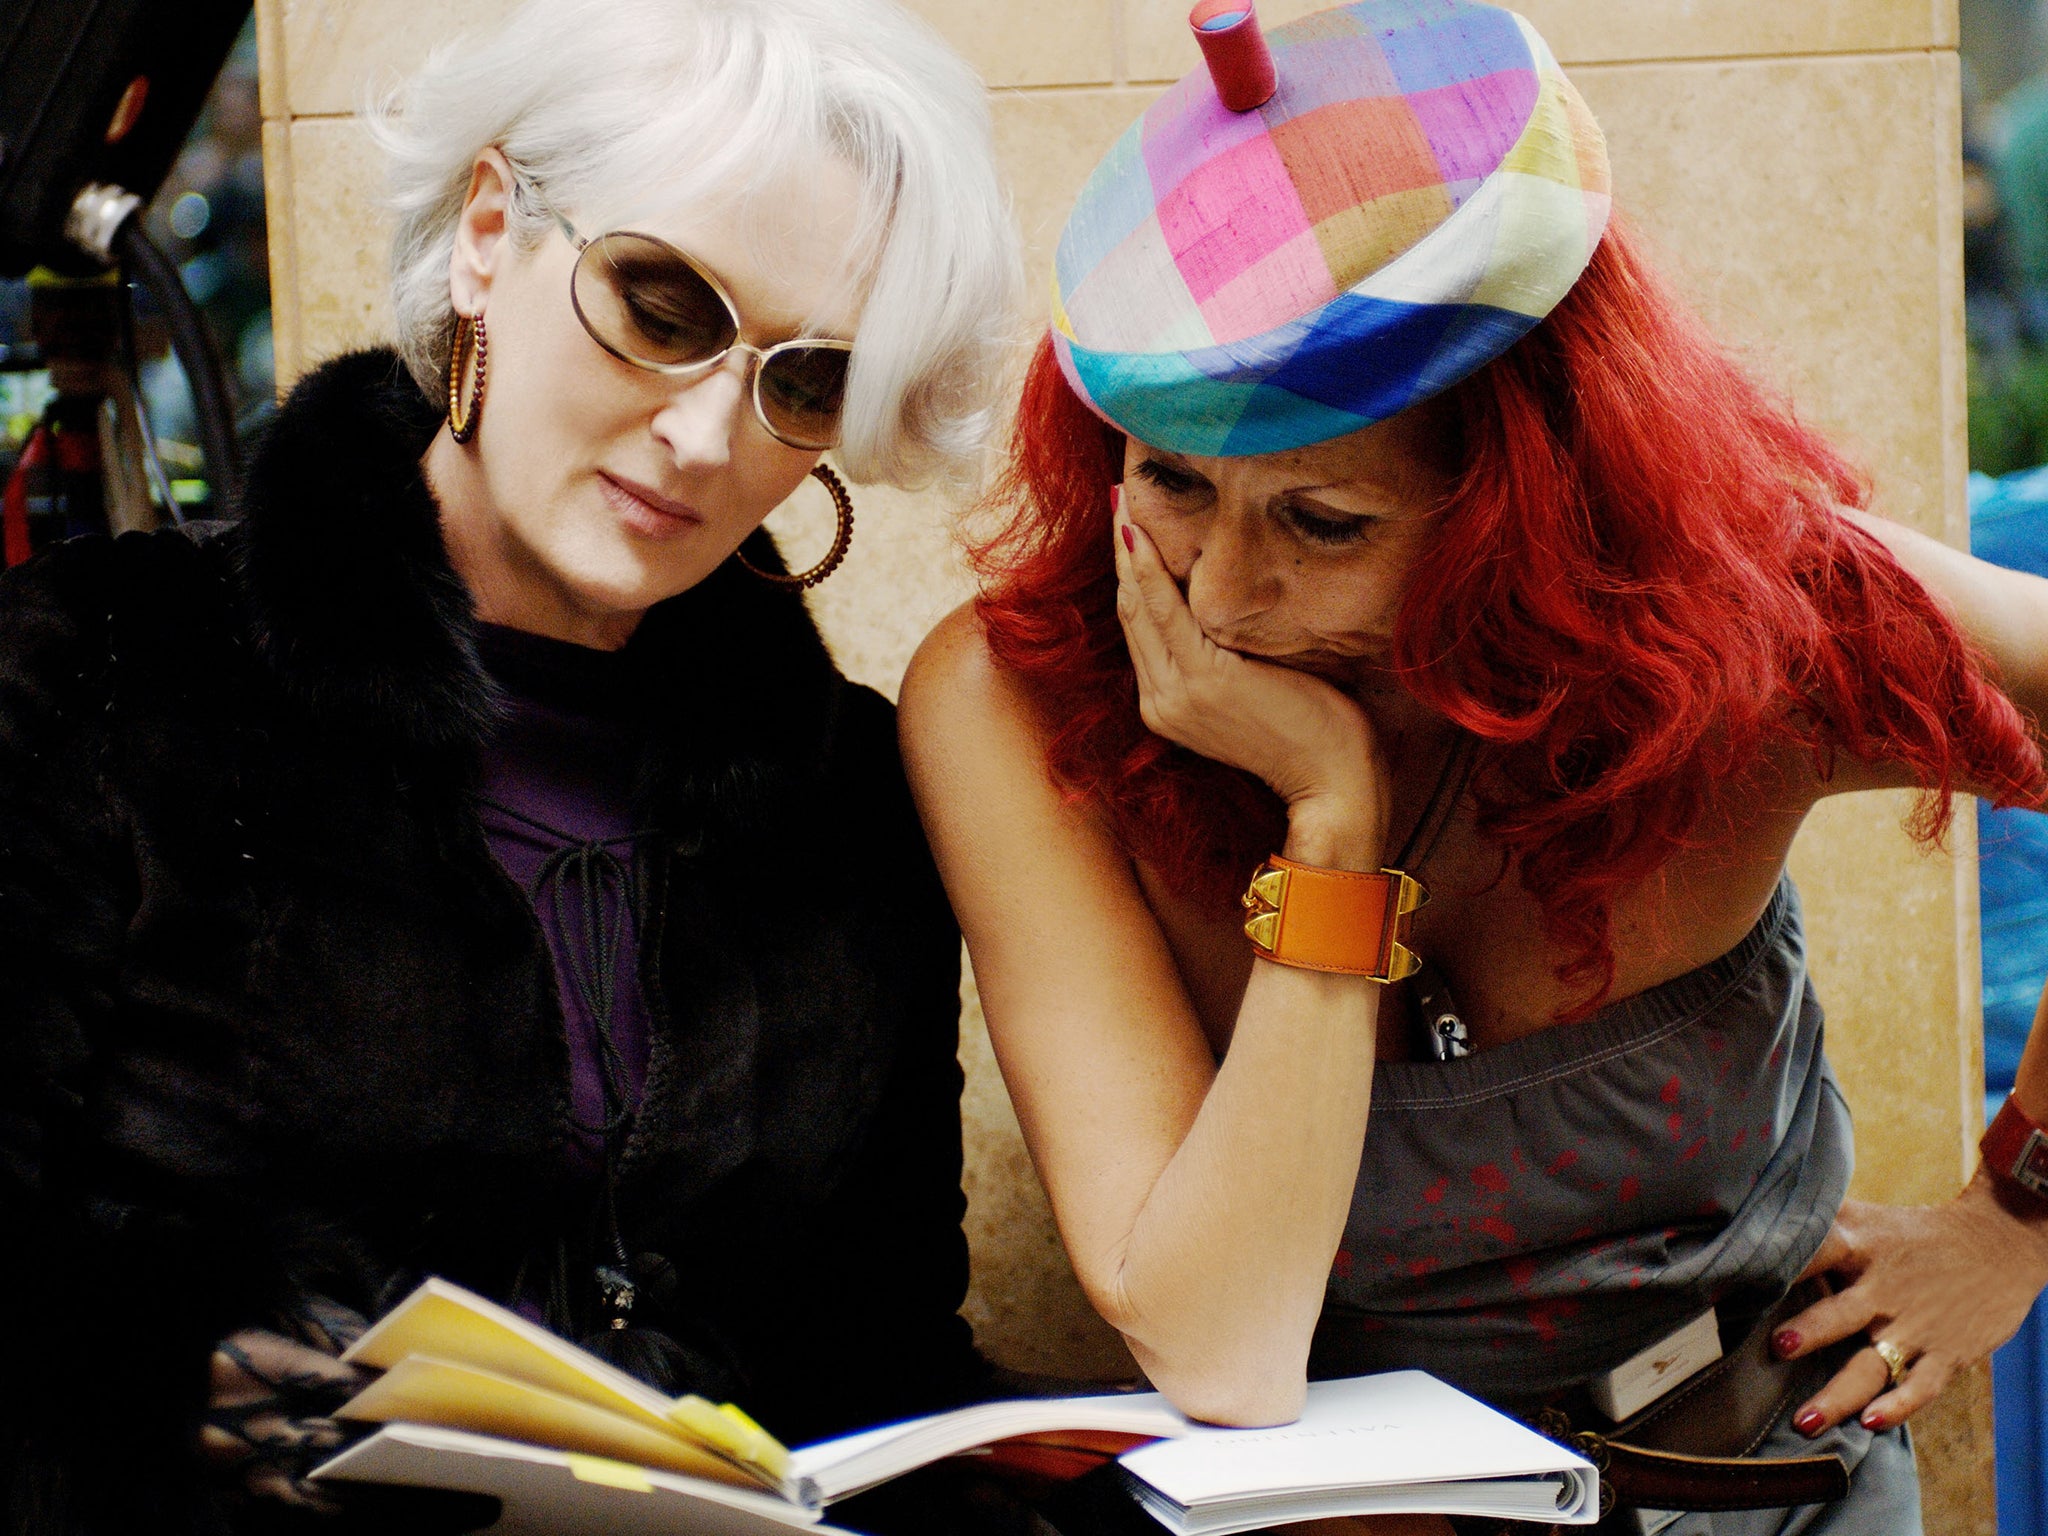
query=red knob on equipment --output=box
[1189,0,1277,112]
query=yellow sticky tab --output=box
[671,1400,761,1458]
[665,1395,791,1480]
[718,1402,791,1477]
[666,1394,743,1453]
[567,1455,655,1492]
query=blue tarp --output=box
[1969,468,2048,1536]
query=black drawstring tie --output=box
[480,798,685,1370]
[481,797,659,1141]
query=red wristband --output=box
[1981,1095,2048,1205]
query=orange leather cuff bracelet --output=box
[1240,854,1426,981]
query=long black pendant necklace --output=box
[483,796,663,1332]
[1390,733,1477,1063]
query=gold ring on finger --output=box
[1872,1337,1908,1391]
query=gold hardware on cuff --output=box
[1241,865,1288,952]
[1240,855,1425,982]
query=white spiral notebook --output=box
[310,1279,1598,1532]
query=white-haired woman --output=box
[0,1,1020,1531]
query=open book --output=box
[311,1279,1597,1533]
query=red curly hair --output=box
[970,218,2047,1008]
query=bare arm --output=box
[901,526,1391,1425]
[1773,508,2048,1432]
[1832,508,2048,778]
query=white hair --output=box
[370,0,1023,487]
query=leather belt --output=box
[1449,1279,1854,1534]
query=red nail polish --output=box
[1122,525,1136,553]
[1861,1409,1885,1431]
[1773,1330,1801,1357]
[1109,485,1122,514]
[1794,1410,1824,1436]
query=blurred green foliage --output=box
[1971,342,2048,476]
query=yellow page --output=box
[345,1281,672,1426]
[344,1280,790,1484]
[339,1355,768,1492]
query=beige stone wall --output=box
[254,1,1994,1525]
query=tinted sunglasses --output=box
[517,177,853,451]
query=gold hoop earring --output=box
[738,464,854,589]
[447,313,488,444]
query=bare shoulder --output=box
[900,601,999,721]
[899,601,1056,786]
[1838,505,1967,565]
[896,599,1142,913]
[1837,506,2048,682]
[1835,507,1978,599]
[1796,507,2048,797]
[899,603,1153,968]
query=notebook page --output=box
[1118,1371,1591,1504]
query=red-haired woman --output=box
[901,3,2048,1530]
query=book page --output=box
[1119,1372,1592,1508]
[1124,1475,1593,1536]
[315,1425,839,1536]
[344,1280,675,1427]
[790,1392,1188,1503]
[344,1279,789,1484]
[340,1356,766,1489]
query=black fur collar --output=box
[231,348,843,836]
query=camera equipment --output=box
[1,0,256,521]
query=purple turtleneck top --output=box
[474,624,653,1179]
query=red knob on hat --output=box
[1189,0,1277,112]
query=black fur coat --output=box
[0,351,978,1534]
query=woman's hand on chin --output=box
[1114,511,1389,866]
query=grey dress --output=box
[1309,879,1920,1534]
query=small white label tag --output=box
[1589,1308,1723,1422]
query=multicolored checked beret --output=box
[1050,0,1611,456]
